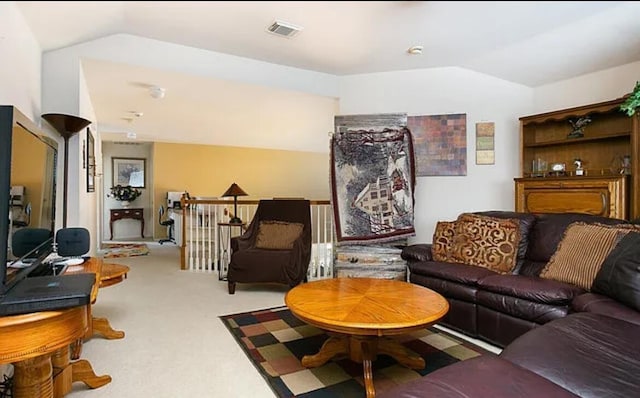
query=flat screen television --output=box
[0,106,58,296]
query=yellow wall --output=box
[152,142,330,235]
[11,126,47,228]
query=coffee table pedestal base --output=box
[301,333,425,398]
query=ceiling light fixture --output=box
[408,45,424,55]
[149,85,166,99]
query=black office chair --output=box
[12,202,32,228]
[56,227,90,257]
[158,206,175,245]
[12,227,51,259]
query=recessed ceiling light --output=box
[149,85,166,99]
[408,45,423,55]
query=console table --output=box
[109,208,144,240]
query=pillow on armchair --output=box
[255,221,304,249]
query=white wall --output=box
[533,61,640,113]
[0,2,42,120]
[339,67,532,244]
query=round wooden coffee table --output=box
[285,278,449,398]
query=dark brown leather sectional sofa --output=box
[379,211,640,398]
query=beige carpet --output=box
[50,244,498,397]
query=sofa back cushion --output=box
[540,222,637,290]
[591,231,640,311]
[448,213,521,274]
[526,213,626,265]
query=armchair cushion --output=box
[255,221,304,249]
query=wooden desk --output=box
[0,257,113,398]
[109,208,144,240]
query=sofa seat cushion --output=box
[377,355,578,398]
[572,293,640,326]
[409,261,498,285]
[477,290,570,324]
[501,312,640,398]
[410,272,480,303]
[478,275,585,305]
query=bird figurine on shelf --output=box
[568,116,592,138]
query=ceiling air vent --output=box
[266,20,303,38]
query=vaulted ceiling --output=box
[15,1,640,149]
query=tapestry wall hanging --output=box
[407,113,467,176]
[331,114,416,244]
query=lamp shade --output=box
[42,113,91,137]
[221,183,248,224]
[221,183,248,198]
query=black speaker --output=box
[56,227,90,257]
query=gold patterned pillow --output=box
[449,213,521,274]
[255,221,304,250]
[540,222,639,290]
[432,221,458,262]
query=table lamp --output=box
[221,183,248,224]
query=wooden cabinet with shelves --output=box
[517,95,640,219]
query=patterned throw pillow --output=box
[255,221,304,250]
[432,221,458,262]
[449,213,521,274]
[540,222,639,290]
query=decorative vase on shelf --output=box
[121,201,130,208]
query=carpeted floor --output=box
[220,306,491,397]
[101,243,150,258]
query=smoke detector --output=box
[266,20,303,38]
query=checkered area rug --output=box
[220,306,488,397]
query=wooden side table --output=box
[109,208,144,240]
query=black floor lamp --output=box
[42,113,92,228]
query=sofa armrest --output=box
[401,244,433,262]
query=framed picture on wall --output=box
[112,157,146,188]
[86,128,95,192]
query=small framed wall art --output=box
[112,157,146,188]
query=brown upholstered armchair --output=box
[227,199,312,294]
